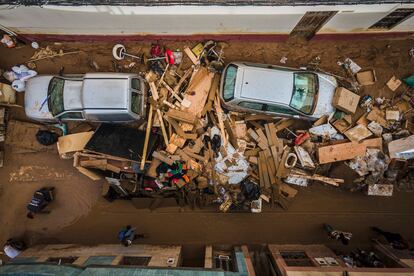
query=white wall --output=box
[0,4,413,35]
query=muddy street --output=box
[1,36,414,257]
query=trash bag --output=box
[240,179,260,201]
[403,75,414,89]
[36,130,59,146]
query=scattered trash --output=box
[11,41,413,213]
[1,34,16,48]
[3,65,37,92]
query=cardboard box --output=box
[332,87,360,114]
[356,70,377,86]
[386,76,402,92]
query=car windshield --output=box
[48,77,65,116]
[223,65,237,101]
[289,73,317,114]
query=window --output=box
[239,101,263,111]
[370,9,414,30]
[280,251,315,267]
[48,77,65,116]
[58,111,83,120]
[290,11,337,40]
[131,78,141,90]
[214,254,234,272]
[223,65,238,101]
[131,92,142,115]
[120,256,151,266]
[265,104,297,115]
[289,73,317,114]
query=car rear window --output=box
[48,77,65,116]
[289,73,317,114]
[131,78,140,90]
[131,92,142,115]
[223,65,237,102]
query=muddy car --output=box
[219,62,338,120]
[24,73,146,123]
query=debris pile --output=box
[4,41,412,213]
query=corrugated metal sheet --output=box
[2,0,414,6]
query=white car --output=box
[24,73,146,123]
[219,62,338,120]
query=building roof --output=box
[3,0,414,6]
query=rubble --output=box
[3,40,413,212]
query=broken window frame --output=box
[369,8,414,30]
[290,11,338,40]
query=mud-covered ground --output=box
[0,37,414,260]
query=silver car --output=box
[219,62,338,120]
[24,73,146,123]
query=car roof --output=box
[82,77,130,110]
[236,63,294,105]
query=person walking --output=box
[323,223,352,245]
[118,225,137,247]
[26,187,55,219]
[371,227,409,250]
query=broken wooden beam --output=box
[317,138,383,164]
[165,109,196,124]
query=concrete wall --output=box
[18,244,182,267]
[0,4,414,37]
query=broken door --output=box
[290,11,337,40]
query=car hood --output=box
[24,76,55,121]
[312,74,337,118]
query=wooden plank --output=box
[259,151,271,189]
[57,131,94,155]
[173,68,193,94]
[289,172,344,186]
[149,82,159,100]
[184,47,199,65]
[106,163,121,174]
[140,105,154,170]
[280,183,298,198]
[164,116,198,140]
[274,118,295,132]
[181,68,215,117]
[181,149,206,162]
[268,123,281,149]
[258,152,265,188]
[80,159,107,170]
[264,123,274,147]
[152,151,174,166]
[270,145,280,172]
[76,167,101,181]
[318,138,383,164]
[224,119,238,149]
[214,96,228,146]
[166,109,196,124]
[184,137,203,154]
[249,120,264,130]
[264,149,276,184]
[276,149,291,178]
[247,128,259,142]
[201,74,220,116]
[161,80,184,103]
